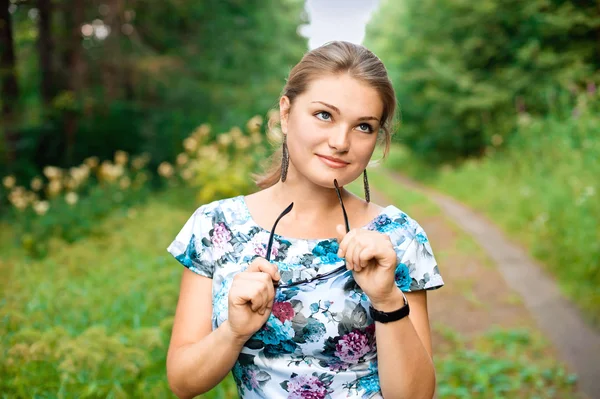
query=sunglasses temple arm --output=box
[265,202,294,262]
[333,180,350,233]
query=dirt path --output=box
[371,170,600,399]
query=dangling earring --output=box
[281,134,289,182]
[363,169,370,203]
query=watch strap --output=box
[369,292,410,323]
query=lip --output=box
[317,154,350,168]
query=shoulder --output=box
[191,195,246,223]
[367,205,429,244]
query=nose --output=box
[328,125,351,153]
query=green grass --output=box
[385,112,600,328]
[0,176,580,398]
[0,189,238,398]
[433,326,578,399]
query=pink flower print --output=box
[272,301,295,322]
[287,375,327,399]
[211,223,232,247]
[335,330,370,364]
[252,231,279,259]
[210,222,233,258]
[246,369,260,390]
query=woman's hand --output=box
[336,225,400,306]
[226,257,280,343]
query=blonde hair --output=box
[254,41,398,189]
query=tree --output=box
[38,0,54,105]
[365,0,600,161]
[0,0,19,164]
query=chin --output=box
[312,171,355,188]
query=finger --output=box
[234,279,269,314]
[358,246,375,270]
[345,242,356,271]
[247,257,281,282]
[261,274,275,314]
[238,272,274,314]
[231,280,263,307]
[351,243,363,272]
[337,227,356,258]
[336,224,346,248]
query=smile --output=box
[317,155,350,169]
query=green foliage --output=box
[2,0,308,183]
[435,327,578,398]
[385,90,600,327]
[157,117,268,204]
[2,151,152,258]
[0,194,237,398]
[1,111,270,259]
[365,0,600,161]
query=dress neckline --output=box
[236,195,395,243]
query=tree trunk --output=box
[38,0,55,106]
[103,0,124,102]
[62,0,85,163]
[0,0,20,164]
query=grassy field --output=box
[0,188,237,398]
[384,111,600,329]
[0,179,578,398]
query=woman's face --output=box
[280,73,383,188]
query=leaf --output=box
[255,371,271,382]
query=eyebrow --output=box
[311,101,380,122]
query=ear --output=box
[279,96,291,134]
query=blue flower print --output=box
[416,232,428,244]
[357,373,381,398]
[303,318,327,343]
[255,315,295,345]
[312,240,341,265]
[233,354,271,396]
[253,314,298,357]
[394,262,412,291]
[370,214,402,233]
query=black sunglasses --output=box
[268,179,350,289]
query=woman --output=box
[166,41,444,399]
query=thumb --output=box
[336,224,346,241]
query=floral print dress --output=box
[167,195,444,399]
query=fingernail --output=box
[276,271,281,280]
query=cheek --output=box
[353,136,377,157]
[288,122,325,152]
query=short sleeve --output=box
[394,223,444,292]
[167,205,216,278]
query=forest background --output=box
[0,0,598,397]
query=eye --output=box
[315,111,332,121]
[357,123,374,133]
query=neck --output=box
[269,177,351,224]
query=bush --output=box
[157,116,269,203]
[2,152,151,258]
[1,114,271,259]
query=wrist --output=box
[370,287,406,312]
[221,321,250,347]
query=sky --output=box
[301,0,381,49]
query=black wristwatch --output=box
[369,291,410,323]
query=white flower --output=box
[2,175,16,189]
[65,192,79,205]
[33,201,50,215]
[30,177,44,191]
